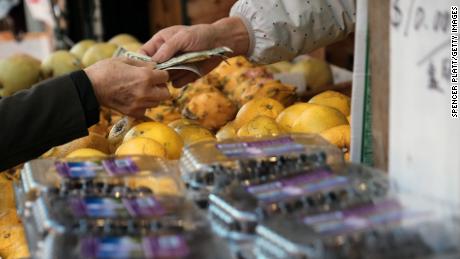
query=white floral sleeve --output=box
[230,0,356,64]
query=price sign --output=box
[390,0,460,207]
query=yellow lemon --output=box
[216,121,237,141]
[276,103,317,131]
[234,97,284,129]
[292,105,348,134]
[141,124,184,160]
[176,125,215,146]
[309,90,351,116]
[237,115,283,137]
[115,137,166,158]
[123,122,159,142]
[320,124,351,161]
[66,148,107,159]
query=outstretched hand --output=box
[141,17,250,87]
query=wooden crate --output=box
[187,0,236,24]
[149,0,183,34]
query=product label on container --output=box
[246,169,348,203]
[302,199,431,236]
[216,136,305,158]
[70,196,165,218]
[81,234,190,258]
[55,158,139,178]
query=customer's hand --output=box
[84,57,170,118]
[141,17,249,87]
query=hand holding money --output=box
[114,45,232,86]
[140,18,248,87]
[84,57,170,118]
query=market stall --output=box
[0,0,459,258]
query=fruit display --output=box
[0,33,140,98]
[0,44,357,258]
[0,41,351,162]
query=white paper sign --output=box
[0,32,51,60]
[25,0,55,27]
[390,0,460,207]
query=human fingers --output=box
[151,32,191,63]
[141,25,187,56]
[117,56,155,68]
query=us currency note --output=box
[113,46,232,76]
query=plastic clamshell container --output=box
[28,191,205,233]
[208,164,389,240]
[180,134,345,204]
[254,195,460,259]
[23,191,209,258]
[33,223,233,259]
[15,156,180,215]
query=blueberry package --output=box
[254,196,460,259]
[180,134,345,204]
[208,164,389,240]
[23,191,208,258]
[15,156,179,216]
[38,224,233,259]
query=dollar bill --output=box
[113,47,153,62]
[155,46,233,69]
[113,46,232,77]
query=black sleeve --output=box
[70,70,100,127]
[0,70,100,171]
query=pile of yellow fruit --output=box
[0,35,352,258]
[40,55,350,162]
[1,33,351,162]
[0,174,29,259]
[0,34,141,97]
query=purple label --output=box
[55,158,138,179]
[246,170,348,203]
[55,161,101,178]
[302,199,431,236]
[70,196,165,218]
[102,159,139,176]
[216,136,305,158]
[81,235,189,259]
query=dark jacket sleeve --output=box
[0,70,100,171]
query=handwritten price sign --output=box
[390,0,460,209]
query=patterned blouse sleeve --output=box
[229,0,356,64]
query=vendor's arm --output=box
[142,0,355,86]
[0,57,170,171]
[230,0,356,64]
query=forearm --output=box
[212,17,250,57]
[0,71,99,171]
[229,0,356,64]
